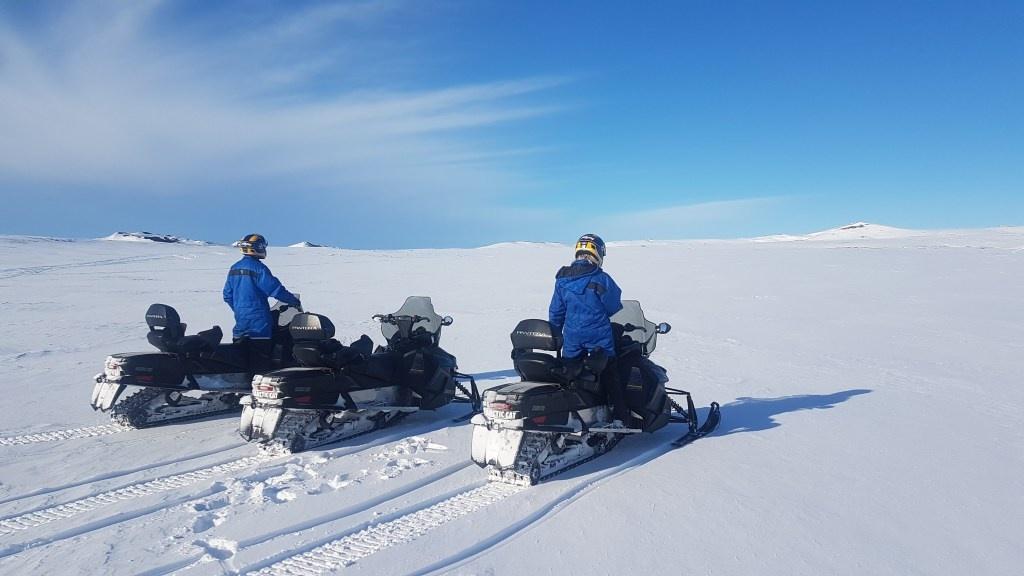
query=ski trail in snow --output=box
[142,461,475,576]
[0,455,270,539]
[0,448,255,520]
[409,437,703,576]
[0,255,170,279]
[246,482,524,575]
[0,443,247,507]
[0,424,126,446]
[0,423,467,562]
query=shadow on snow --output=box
[547,388,871,484]
[713,388,872,436]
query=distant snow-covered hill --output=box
[102,231,210,245]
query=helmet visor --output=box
[575,239,604,257]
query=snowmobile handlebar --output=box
[620,321,672,335]
[372,313,428,324]
[371,313,454,327]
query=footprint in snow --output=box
[193,538,238,560]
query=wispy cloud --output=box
[0,0,565,210]
[593,197,790,239]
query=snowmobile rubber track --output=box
[671,401,721,448]
[110,387,241,429]
[490,431,623,487]
[535,434,622,484]
[260,411,411,455]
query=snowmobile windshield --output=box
[611,300,658,355]
[380,296,443,341]
[272,295,300,327]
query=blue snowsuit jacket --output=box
[223,256,300,340]
[548,259,623,358]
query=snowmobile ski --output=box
[671,401,721,448]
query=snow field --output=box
[0,226,1022,575]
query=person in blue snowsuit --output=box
[548,233,629,423]
[223,233,301,372]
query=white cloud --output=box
[0,1,564,206]
[592,197,789,239]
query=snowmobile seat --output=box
[513,351,564,383]
[347,353,392,382]
[558,350,608,395]
[289,315,368,370]
[175,326,223,355]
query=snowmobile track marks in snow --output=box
[0,254,170,280]
[0,444,247,507]
[0,424,126,446]
[140,461,476,576]
[248,482,523,575]
[0,454,269,538]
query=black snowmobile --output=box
[91,302,300,428]
[470,300,721,486]
[239,296,481,452]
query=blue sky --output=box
[1,0,1021,248]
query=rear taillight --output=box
[489,402,510,411]
[531,415,547,425]
[293,395,313,405]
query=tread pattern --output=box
[252,482,523,575]
[0,455,268,536]
[0,424,126,446]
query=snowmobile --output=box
[470,300,721,486]
[239,296,481,452]
[91,302,300,428]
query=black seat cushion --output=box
[293,339,366,369]
[513,351,563,383]
[176,326,223,355]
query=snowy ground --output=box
[0,225,1022,575]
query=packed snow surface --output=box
[0,226,1022,575]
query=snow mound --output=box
[477,241,563,250]
[806,222,919,240]
[102,231,209,245]
[753,223,921,242]
[288,241,327,248]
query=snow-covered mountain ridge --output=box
[102,231,210,245]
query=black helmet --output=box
[236,233,268,259]
[574,233,606,266]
